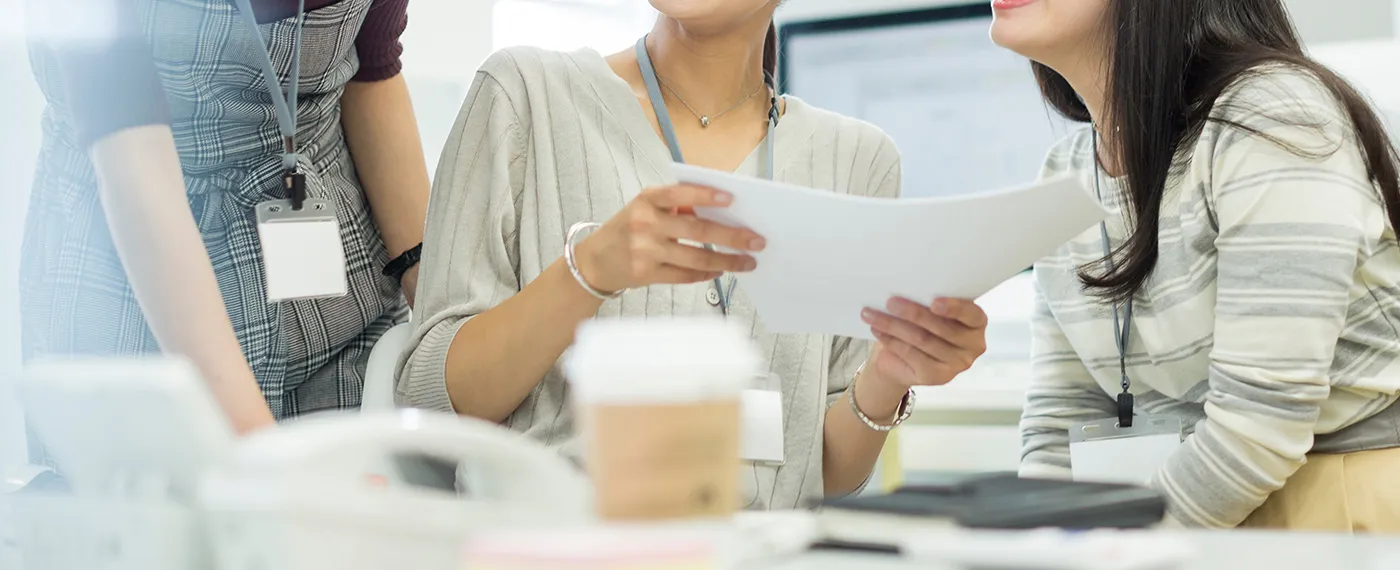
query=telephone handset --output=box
[201,410,594,570]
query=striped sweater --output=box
[1021,66,1400,527]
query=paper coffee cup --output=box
[565,317,758,520]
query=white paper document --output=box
[675,164,1109,339]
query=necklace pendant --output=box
[700,116,710,128]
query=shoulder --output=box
[1039,125,1094,179]
[786,97,901,162]
[473,46,605,100]
[1191,63,1362,178]
[783,97,902,195]
[1213,64,1342,117]
[467,46,610,125]
[1206,63,1351,144]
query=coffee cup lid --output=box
[565,317,758,404]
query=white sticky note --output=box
[677,164,1109,339]
[257,219,349,302]
[741,389,784,464]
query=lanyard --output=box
[634,36,779,317]
[233,0,309,210]
[1090,130,1136,427]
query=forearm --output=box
[342,75,431,259]
[443,259,604,422]
[1018,383,1119,478]
[1021,285,1116,478]
[1148,357,1328,527]
[822,368,906,495]
[91,125,274,434]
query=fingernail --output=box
[861,308,877,322]
[714,192,732,205]
[749,237,766,251]
[933,299,949,315]
[742,258,757,271]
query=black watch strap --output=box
[383,243,423,281]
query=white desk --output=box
[760,531,1400,570]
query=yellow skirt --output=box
[1239,446,1400,533]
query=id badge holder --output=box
[1069,415,1182,485]
[255,194,349,303]
[741,373,784,465]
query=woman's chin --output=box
[989,23,1034,56]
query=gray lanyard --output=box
[233,0,309,210]
[1091,130,1136,427]
[634,36,779,317]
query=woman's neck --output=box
[645,17,769,114]
[1054,57,1119,175]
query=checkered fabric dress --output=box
[20,0,407,464]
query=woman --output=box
[21,0,430,448]
[996,0,1400,530]
[400,0,990,508]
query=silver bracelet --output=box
[846,363,916,432]
[565,221,623,301]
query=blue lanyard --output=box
[233,0,308,209]
[1091,130,1136,427]
[634,35,779,317]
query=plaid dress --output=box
[20,0,407,463]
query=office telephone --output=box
[11,357,592,570]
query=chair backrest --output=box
[362,323,412,413]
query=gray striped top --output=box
[1022,66,1400,527]
[397,46,901,510]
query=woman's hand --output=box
[574,184,766,293]
[860,297,988,390]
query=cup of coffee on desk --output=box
[566,318,757,521]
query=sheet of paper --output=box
[675,164,1109,339]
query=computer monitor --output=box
[779,4,1077,199]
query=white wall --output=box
[402,0,494,177]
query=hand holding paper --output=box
[676,164,1109,340]
[862,297,989,390]
[570,184,764,294]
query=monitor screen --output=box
[780,4,1077,199]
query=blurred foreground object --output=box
[201,409,592,570]
[566,317,757,521]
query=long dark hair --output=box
[1034,0,1400,303]
[763,22,779,84]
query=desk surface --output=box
[761,531,1400,570]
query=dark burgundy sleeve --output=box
[352,0,408,82]
[42,0,172,149]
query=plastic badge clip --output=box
[1117,392,1134,428]
[285,170,307,211]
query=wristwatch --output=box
[382,243,423,282]
[846,363,916,432]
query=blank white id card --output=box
[256,199,348,302]
[1069,415,1182,485]
[741,373,784,464]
